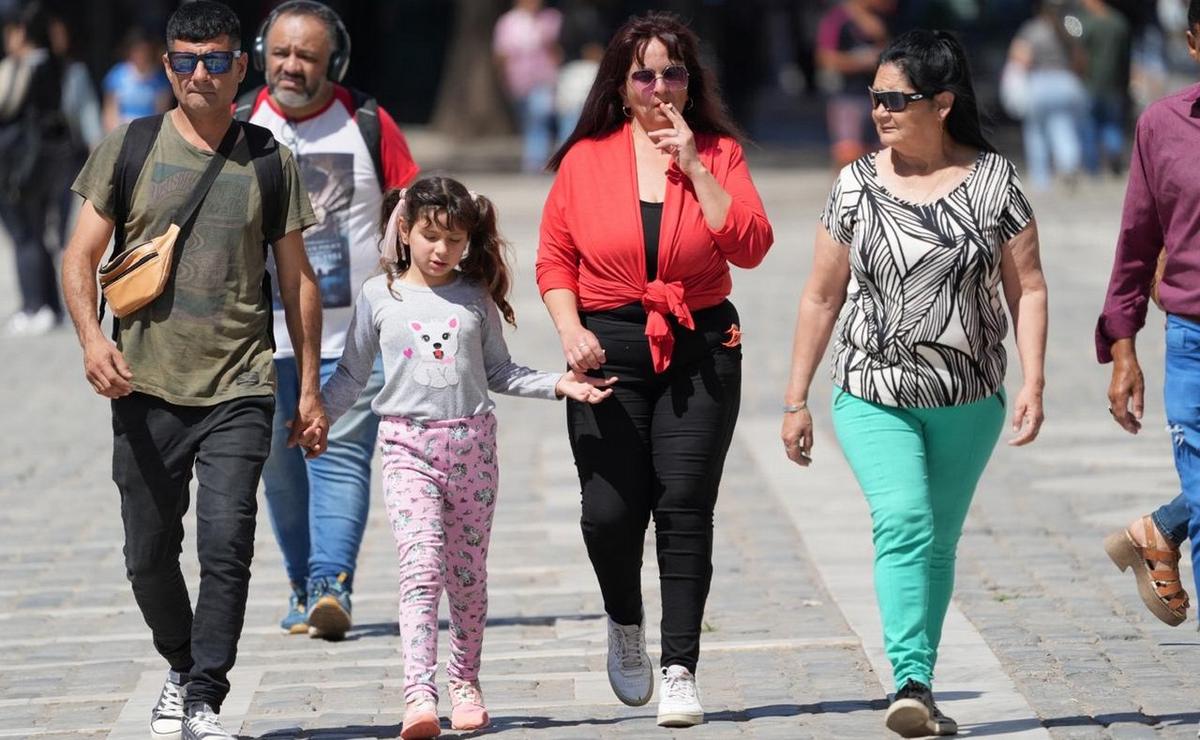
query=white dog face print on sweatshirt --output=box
[409,317,460,389]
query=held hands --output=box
[560,326,606,373]
[646,101,703,178]
[83,337,134,398]
[1008,383,1045,446]
[287,393,330,459]
[781,407,814,467]
[556,370,618,404]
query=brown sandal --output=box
[1104,516,1189,626]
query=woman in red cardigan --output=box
[535,11,773,728]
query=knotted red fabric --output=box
[642,279,695,373]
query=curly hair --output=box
[379,176,516,325]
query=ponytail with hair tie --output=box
[380,187,408,263]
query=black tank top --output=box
[640,200,663,282]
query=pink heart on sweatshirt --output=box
[403,347,413,359]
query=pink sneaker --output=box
[400,693,440,739]
[449,680,489,731]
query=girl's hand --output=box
[1008,384,1044,446]
[559,326,606,373]
[647,101,702,178]
[556,370,618,404]
[781,407,813,467]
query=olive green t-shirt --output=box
[72,114,316,406]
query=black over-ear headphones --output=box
[253,0,352,83]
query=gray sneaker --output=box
[150,670,186,739]
[182,703,234,740]
[606,616,653,706]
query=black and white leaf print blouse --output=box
[820,151,1034,408]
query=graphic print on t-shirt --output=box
[409,316,461,389]
[296,152,355,308]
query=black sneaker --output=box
[886,679,934,737]
[150,670,186,739]
[930,700,958,736]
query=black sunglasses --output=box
[167,50,242,75]
[868,87,929,113]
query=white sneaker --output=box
[4,306,56,337]
[606,616,653,706]
[182,703,234,740]
[657,665,704,727]
[150,670,186,740]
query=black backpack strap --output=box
[348,87,384,191]
[242,121,285,351]
[233,86,263,122]
[100,113,164,327]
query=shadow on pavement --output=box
[336,613,607,641]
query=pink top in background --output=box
[493,7,562,98]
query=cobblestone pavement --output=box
[0,168,1196,738]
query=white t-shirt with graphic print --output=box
[247,85,419,359]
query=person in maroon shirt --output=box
[1097,0,1200,641]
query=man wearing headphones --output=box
[237,0,418,641]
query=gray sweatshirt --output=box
[321,274,562,424]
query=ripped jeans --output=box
[1164,314,1200,595]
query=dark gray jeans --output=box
[112,391,273,710]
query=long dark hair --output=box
[878,29,996,153]
[547,11,743,171]
[379,176,516,326]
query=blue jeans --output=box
[1080,94,1127,175]
[262,356,384,588]
[1152,493,1189,547]
[515,85,556,173]
[1163,315,1200,594]
[1022,70,1087,190]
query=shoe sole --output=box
[284,622,308,635]
[1104,530,1186,626]
[149,726,182,740]
[657,711,704,728]
[886,698,932,738]
[399,715,441,739]
[307,597,350,640]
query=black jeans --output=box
[112,392,273,710]
[567,300,742,673]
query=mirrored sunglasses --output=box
[630,65,689,94]
[868,87,928,113]
[167,50,242,75]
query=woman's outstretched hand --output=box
[556,370,618,404]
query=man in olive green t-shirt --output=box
[59,3,327,739]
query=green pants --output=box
[831,388,1005,690]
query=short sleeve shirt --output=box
[72,114,316,406]
[102,62,170,123]
[820,151,1033,408]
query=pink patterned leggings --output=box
[378,413,499,701]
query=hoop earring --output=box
[622,105,633,118]
[685,98,695,111]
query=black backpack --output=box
[0,54,67,197]
[234,85,385,190]
[104,113,285,347]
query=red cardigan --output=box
[536,123,773,371]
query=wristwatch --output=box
[782,401,808,413]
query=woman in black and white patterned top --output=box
[780,30,1048,738]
